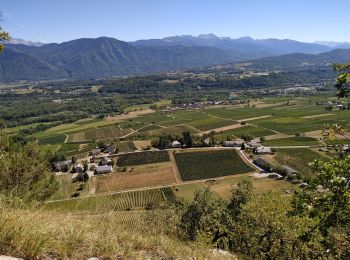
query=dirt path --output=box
[119,124,155,138]
[168,150,182,183]
[236,115,272,123]
[106,109,156,121]
[202,123,242,134]
[302,113,333,119]
[201,111,235,121]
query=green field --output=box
[253,110,350,135]
[117,150,170,166]
[215,125,275,140]
[148,124,200,136]
[188,117,234,131]
[174,149,254,181]
[45,187,175,212]
[274,148,329,181]
[138,124,162,133]
[67,124,132,142]
[37,134,66,145]
[205,107,275,121]
[263,136,319,146]
[57,143,80,154]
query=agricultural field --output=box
[173,175,295,201]
[148,124,200,136]
[116,151,170,167]
[67,124,132,142]
[37,134,66,145]
[138,124,162,133]
[215,125,275,140]
[274,148,329,181]
[93,162,176,192]
[205,106,276,121]
[253,110,350,135]
[188,117,234,131]
[174,149,254,181]
[115,141,137,153]
[45,188,174,212]
[262,136,319,146]
[57,143,80,154]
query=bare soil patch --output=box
[202,123,242,134]
[106,109,156,121]
[133,140,152,150]
[264,133,291,140]
[237,115,272,123]
[302,113,333,119]
[94,162,176,192]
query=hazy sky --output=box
[2,0,349,43]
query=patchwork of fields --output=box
[24,96,350,208]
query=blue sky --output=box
[2,0,349,43]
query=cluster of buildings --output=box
[223,138,273,155]
[318,101,350,110]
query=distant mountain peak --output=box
[237,36,255,41]
[8,38,46,47]
[198,33,219,39]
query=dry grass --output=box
[0,202,227,259]
[133,140,152,150]
[94,162,177,192]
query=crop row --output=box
[174,149,254,181]
[117,151,170,167]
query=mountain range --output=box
[1,34,350,82]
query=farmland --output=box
[94,162,176,192]
[274,148,329,181]
[116,151,170,166]
[262,136,319,146]
[174,149,254,181]
[114,141,137,153]
[11,95,350,203]
[148,124,200,136]
[68,124,132,142]
[45,187,174,212]
[215,125,275,140]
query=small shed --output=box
[99,156,111,166]
[282,165,298,175]
[171,140,182,148]
[90,148,101,156]
[255,146,273,154]
[95,165,113,175]
[107,144,116,154]
[253,158,273,172]
[74,163,84,173]
[54,160,70,172]
[223,140,244,147]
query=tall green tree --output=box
[291,156,350,258]
[334,61,350,98]
[0,17,10,52]
[182,131,193,147]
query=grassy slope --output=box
[0,204,215,259]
